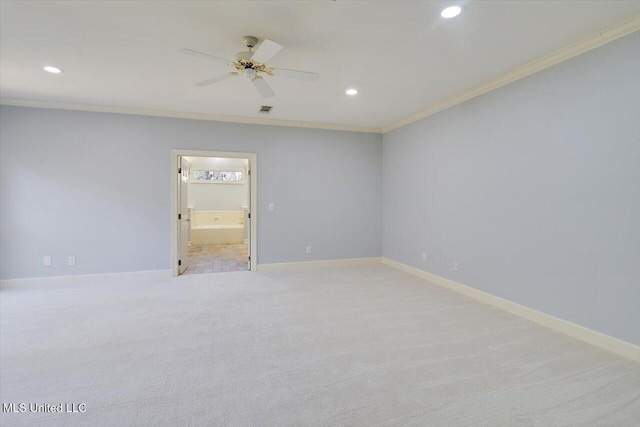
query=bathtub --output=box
[190,211,244,245]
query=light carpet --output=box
[1,264,639,426]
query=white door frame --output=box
[170,149,258,276]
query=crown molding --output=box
[1,16,638,135]
[0,98,383,134]
[382,15,640,133]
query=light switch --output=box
[268,203,275,211]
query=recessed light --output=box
[346,88,358,96]
[441,6,462,19]
[43,66,62,74]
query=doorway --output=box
[171,150,257,276]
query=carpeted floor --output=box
[1,264,639,426]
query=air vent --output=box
[258,105,273,114]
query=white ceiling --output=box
[1,1,639,130]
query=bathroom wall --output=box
[185,157,249,212]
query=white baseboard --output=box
[3,258,637,362]
[257,257,382,271]
[382,257,640,363]
[0,269,173,288]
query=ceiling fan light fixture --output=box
[180,36,319,98]
[43,66,62,74]
[346,88,358,96]
[441,6,462,19]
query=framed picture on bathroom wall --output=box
[191,170,245,184]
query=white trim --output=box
[382,257,640,362]
[0,98,381,134]
[171,149,257,276]
[382,15,640,133]
[0,269,172,288]
[257,257,382,271]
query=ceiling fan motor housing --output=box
[234,51,253,61]
[242,36,258,49]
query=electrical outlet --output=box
[68,256,76,266]
[43,256,52,266]
[268,203,275,211]
[422,252,427,261]
[454,262,460,272]
[306,246,312,254]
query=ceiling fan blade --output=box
[252,77,275,98]
[271,68,320,82]
[251,39,283,64]
[195,73,234,87]
[178,48,232,65]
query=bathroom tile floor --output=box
[183,243,248,274]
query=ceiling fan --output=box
[179,36,319,98]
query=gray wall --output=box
[383,32,640,345]
[0,108,382,279]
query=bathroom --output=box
[182,156,250,274]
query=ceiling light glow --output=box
[43,66,62,74]
[346,88,358,96]
[441,6,462,19]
